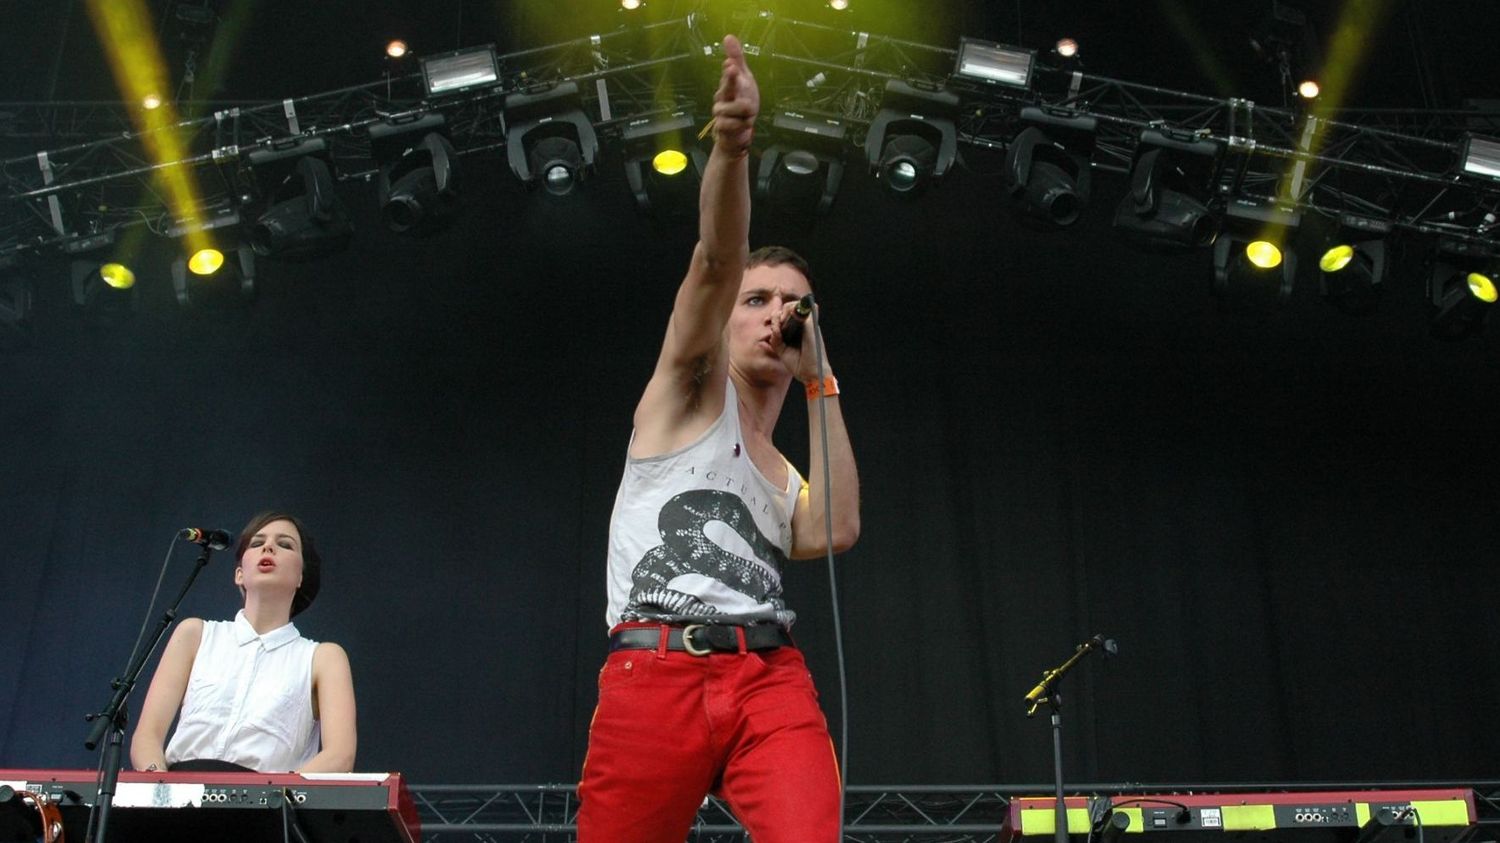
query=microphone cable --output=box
[806,300,852,833]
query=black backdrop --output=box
[3,125,1499,787]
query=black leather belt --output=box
[609,624,793,655]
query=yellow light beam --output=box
[85,0,213,260]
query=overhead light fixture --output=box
[505,81,599,196]
[1317,214,1389,315]
[246,138,354,261]
[370,113,460,236]
[756,110,847,217]
[64,231,139,322]
[1005,106,1097,226]
[1459,134,1500,181]
[0,270,34,351]
[953,38,1035,89]
[828,0,849,9]
[386,39,409,59]
[1212,198,1301,304]
[864,80,959,197]
[1054,38,1079,59]
[173,243,254,309]
[1428,239,1498,340]
[1113,128,1222,249]
[622,111,705,214]
[621,0,643,9]
[1297,79,1320,99]
[142,93,163,110]
[420,44,500,98]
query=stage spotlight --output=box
[622,111,706,214]
[370,113,459,236]
[953,38,1035,90]
[1212,198,1301,304]
[1317,214,1388,315]
[756,110,847,217]
[66,238,139,322]
[1055,38,1079,59]
[505,81,599,196]
[1459,134,1500,181]
[386,39,408,59]
[621,0,642,9]
[864,80,958,197]
[1004,106,1096,226]
[1428,240,1498,340]
[829,0,849,9]
[1113,128,1222,250]
[1297,79,1320,99]
[142,93,163,110]
[247,139,354,261]
[0,273,34,351]
[420,44,500,98]
[173,243,254,309]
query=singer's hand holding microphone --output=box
[778,293,816,348]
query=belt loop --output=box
[655,624,670,659]
[735,626,747,654]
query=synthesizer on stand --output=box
[1003,789,1477,843]
[0,769,419,843]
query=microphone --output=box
[780,293,816,346]
[179,527,232,551]
[1083,634,1119,656]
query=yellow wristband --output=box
[805,375,840,400]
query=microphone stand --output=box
[83,542,217,843]
[1023,636,1116,843]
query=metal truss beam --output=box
[4,12,1499,263]
[407,781,1500,843]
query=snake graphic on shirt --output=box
[630,488,789,617]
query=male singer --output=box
[575,33,861,843]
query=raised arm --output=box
[300,641,356,773]
[129,617,203,772]
[632,34,760,456]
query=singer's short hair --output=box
[235,511,322,618]
[747,245,813,289]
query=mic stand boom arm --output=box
[83,542,217,843]
[1021,636,1116,843]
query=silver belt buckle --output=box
[681,624,712,656]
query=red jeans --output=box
[577,627,841,843]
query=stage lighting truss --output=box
[4,10,1500,332]
[621,110,706,214]
[1004,106,1097,226]
[245,138,354,261]
[756,110,848,217]
[505,81,600,196]
[1427,239,1498,340]
[865,80,959,197]
[1112,128,1224,249]
[1317,214,1390,315]
[1213,198,1302,304]
[370,113,460,236]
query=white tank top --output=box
[606,379,803,628]
[165,611,321,772]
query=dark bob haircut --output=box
[235,511,322,618]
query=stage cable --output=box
[807,303,851,831]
